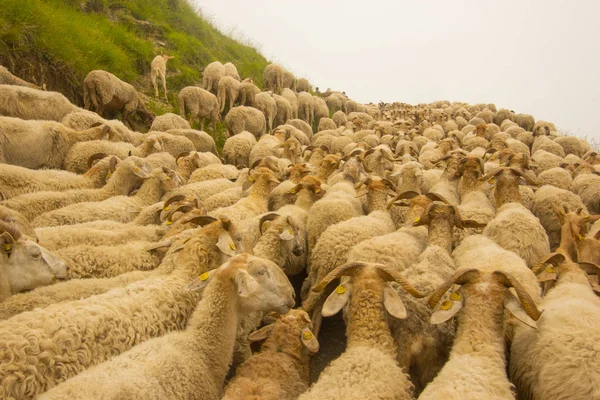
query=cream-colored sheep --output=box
[224,61,241,81]
[254,92,278,132]
[225,106,267,138]
[202,61,225,93]
[263,63,285,94]
[217,75,241,113]
[0,66,40,89]
[281,88,299,119]
[0,84,83,121]
[297,92,315,126]
[178,86,220,131]
[239,78,261,107]
[150,55,174,100]
[149,112,190,131]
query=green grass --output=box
[0,0,269,108]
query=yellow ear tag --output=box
[302,331,313,340]
[166,220,173,225]
[546,266,556,273]
[106,172,112,179]
[288,229,294,235]
[578,235,584,241]
[4,244,12,251]
[163,205,171,211]
[248,176,254,182]
[488,178,495,184]
[51,276,56,283]
[166,176,172,180]
[335,285,347,295]
[229,243,236,251]
[315,189,321,193]
[199,272,210,281]
[440,300,452,310]
[134,167,141,173]
[289,188,296,194]
[449,292,462,301]
[414,217,420,223]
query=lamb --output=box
[223,131,258,167]
[224,62,241,81]
[0,218,238,398]
[83,70,154,127]
[0,220,69,302]
[63,134,161,173]
[0,156,150,221]
[0,66,40,89]
[254,92,278,132]
[0,84,83,121]
[297,92,315,126]
[532,185,588,250]
[178,86,220,131]
[0,155,116,200]
[225,106,267,138]
[150,54,174,100]
[202,61,226,93]
[0,117,111,169]
[217,76,241,113]
[298,262,418,400]
[38,254,295,400]
[263,63,285,94]
[222,309,318,400]
[510,253,600,400]
[149,112,190,131]
[238,79,261,107]
[32,167,180,227]
[418,264,542,399]
[148,132,196,158]
[281,88,299,119]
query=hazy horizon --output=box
[194,0,600,140]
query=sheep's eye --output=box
[258,269,267,276]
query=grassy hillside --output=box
[0,0,269,112]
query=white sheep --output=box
[150,55,174,100]
[149,112,190,131]
[224,62,241,81]
[225,106,267,138]
[0,84,83,121]
[297,92,315,126]
[238,78,261,107]
[38,254,295,400]
[223,131,257,167]
[263,63,285,94]
[217,75,241,113]
[178,86,220,131]
[0,66,40,89]
[281,88,299,119]
[202,61,225,93]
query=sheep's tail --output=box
[84,83,99,111]
[178,95,187,119]
[217,85,225,113]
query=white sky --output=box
[194,0,600,140]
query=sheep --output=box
[515,113,535,131]
[188,164,240,183]
[283,68,297,92]
[297,92,315,126]
[287,118,313,140]
[531,149,562,172]
[0,66,40,89]
[150,54,174,100]
[178,86,220,131]
[0,206,37,241]
[0,117,111,169]
[532,120,556,136]
[223,131,257,168]
[38,254,294,400]
[225,106,267,138]
[224,61,241,81]
[273,94,292,127]
[0,155,115,200]
[0,84,83,121]
[0,218,238,398]
[572,170,600,214]
[263,63,285,94]
[149,112,190,131]
[165,128,217,154]
[238,79,261,107]
[62,134,161,173]
[162,178,238,203]
[332,110,347,127]
[222,309,318,400]
[419,264,542,399]
[32,167,180,227]
[325,95,342,114]
[317,117,336,132]
[553,135,590,158]
[536,167,573,190]
[298,263,419,400]
[83,70,154,127]
[532,135,565,157]
[532,185,588,250]
[510,253,600,400]
[296,78,310,93]
[281,88,299,119]
[217,75,241,113]
[202,61,225,93]
[0,220,69,302]
[254,91,278,132]
[0,156,150,221]
[313,95,329,127]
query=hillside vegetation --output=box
[0,0,269,109]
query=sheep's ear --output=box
[460,219,487,229]
[248,324,275,342]
[217,232,236,256]
[430,290,464,324]
[300,328,320,352]
[1,232,16,258]
[279,228,294,241]
[235,269,259,297]
[504,291,538,329]
[186,270,215,292]
[322,281,351,317]
[383,284,407,319]
[132,167,150,179]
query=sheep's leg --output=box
[151,70,159,98]
[161,72,167,100]
[200,117,205,131]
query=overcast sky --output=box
[195,0,600,140]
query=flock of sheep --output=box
[0,56,599,400]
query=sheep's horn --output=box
[373,263,427,298]
[428,269,479,309]
[532,252,566,274]
[163,194,187,210]
[312,262,367,292]
[259,213,280,234]
[493,271,543,321]
[183,215,218,227]
[176,151,192,162]
[88,153,109,168]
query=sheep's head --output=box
[287,163,312,183]
[248,309,319,354]
[428,268,542,329]
[532,252,596,295]
[288,176,325,202]
[86,154,119,183]
[160,194,204,224]
[457,156,485,178]
[312,262,426,320]
[187,254,295,315]
[1,220,69,297]
[550,204,599,248]
[414,201,487,231]
[157,166,183,191]
[259,213,305,257]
